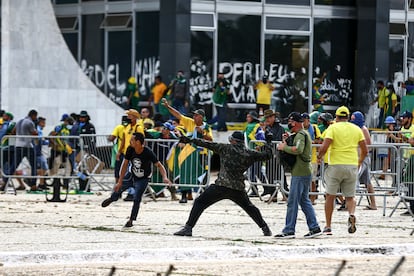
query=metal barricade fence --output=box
[247,140,286,201]
[389,146,414,217]
[0,135,83,198]
[78,136,212,195]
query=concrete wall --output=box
[1,0,124,134]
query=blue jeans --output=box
[283,175,319,234]
[109,172,149,221]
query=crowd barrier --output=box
[0,135,212,199]
[1,133,413,217]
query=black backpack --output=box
[278,132,309,172]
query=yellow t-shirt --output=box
[310,124,322,164]
[152,82,167,104]
[111,124,126,151]
[324,122,365,165]
[121,123,145,154]
[180,115,213,140]
[256,82,273,105]
[378,87,390,108]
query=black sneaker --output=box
[274,232,295,239]
[101,198,113,208]
[348,215,356,234]
[262,225,272,236]
[123,220,133,228]
[124,194,134,201]
[174,225,192,236]
[304,227,322,238]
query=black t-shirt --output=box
[125,146,158,179]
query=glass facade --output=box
[265,35,309,115]
[313,18,356,110]
[81,14,105,94]
[218,13,260,120]
[51,0,414,123]
[190,31,214,117]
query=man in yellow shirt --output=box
[255,76,274,116]
[108,115,129,182]
[373,80,390,129]
[317,106,367,236]
[161,98,213,202]
[150,76,167,113]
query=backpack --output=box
[278,132,310,172]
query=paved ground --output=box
[0,181,414,275]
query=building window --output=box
[266,17,310,32]
[315,0,355,6]
[266,0,310,5]
[265,35,309,116]
[100,14,132,29]
[313,18,356,109]
[190,31,214,116]
[191,13,215,29]
[218,13,260,121]
[57,16,78,32]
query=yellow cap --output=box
[128,77,136,84]
[335,106,350,117]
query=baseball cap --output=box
[192,109,205,117]
[400,111,413,118]
[228,131,244,143]
[335,106,350,117]
[287,112,304,122]
[301,113,310,120]
[60,113,69,121]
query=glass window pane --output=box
[81,14,105,92]
[62,33,78,61]
[265,35,309,116]
[313,18,356,110]
[190,31,214,116]
[407,22,414,79]
[390,23,406,35]
[191,13,214,28]
[315,0,356,6]
[55,0,78,4]
[218,13,260,121]
[266,17,309,31]
[389,39,404,82]
[135,11,160,101]
[107,31,132,107]
[390,0,405,10]
[101,14,132,29]
[57,17,78,31]
[266,0,310,5]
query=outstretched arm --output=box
[161,98,182,120]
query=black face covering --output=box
[288,123,294,130]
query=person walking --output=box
[350,111,377,210]
[317,106,368,235]
[101,132,172,228]
[274,112,321,239]
[173,131,274,237]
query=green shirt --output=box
[283,130,312,176]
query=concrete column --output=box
[159,0,191,83]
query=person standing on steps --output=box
[173,130,274,237]
[101,132,172,228]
